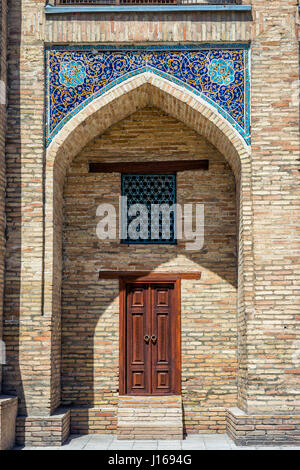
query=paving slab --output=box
[182,440,206,449]
[133,444,158,450]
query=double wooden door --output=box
[121,281,180,395]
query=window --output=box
[121,174,176,244]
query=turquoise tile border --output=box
[45,5,252,15]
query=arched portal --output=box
[45,73,253,417]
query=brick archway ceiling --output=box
[46,45,250,148]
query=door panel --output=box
[125,281,178,395]
[151,285,174,394]
[131,313,144,364]
[157,314,168,363]
[126,284,149,394]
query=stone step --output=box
[117,396,183,440]
[119,396,182,405]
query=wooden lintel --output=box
[99,271,201,280]
[89,160,209,174]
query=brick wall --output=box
[0,396,18,449]
[1,0,299,445]
[3,0,52,416]
[246,0,300,414]
[227,408,300,446]
[0,0,7,392]
[3,0,253,417]
[16,408,70,447]
[62,107,238,433]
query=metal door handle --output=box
[144,335,150,344]
[151,335,157,344]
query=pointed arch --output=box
[44,73,253,412]
[47,72,250,180]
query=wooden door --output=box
[123,281,180,395]
[151,284,176,394]
[126,283,149,394]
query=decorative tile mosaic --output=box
[45,45,250,147]
[121,173,176,244]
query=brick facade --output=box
[15,408,70,447]
[227,408,300,446]
[0,0,7,392]
[0,0,299,448]
[0,396,17,449]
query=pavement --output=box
[14,433,300,450]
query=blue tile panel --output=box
[121,174,176,245]
[45,45,250,147]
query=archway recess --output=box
[44,73,253,413]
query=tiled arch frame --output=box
[45,72,254,413]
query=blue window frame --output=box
[121,174,176,245]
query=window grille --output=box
[121,174,176,244]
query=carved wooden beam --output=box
[89,160,209,173]
[99,271,201,280]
